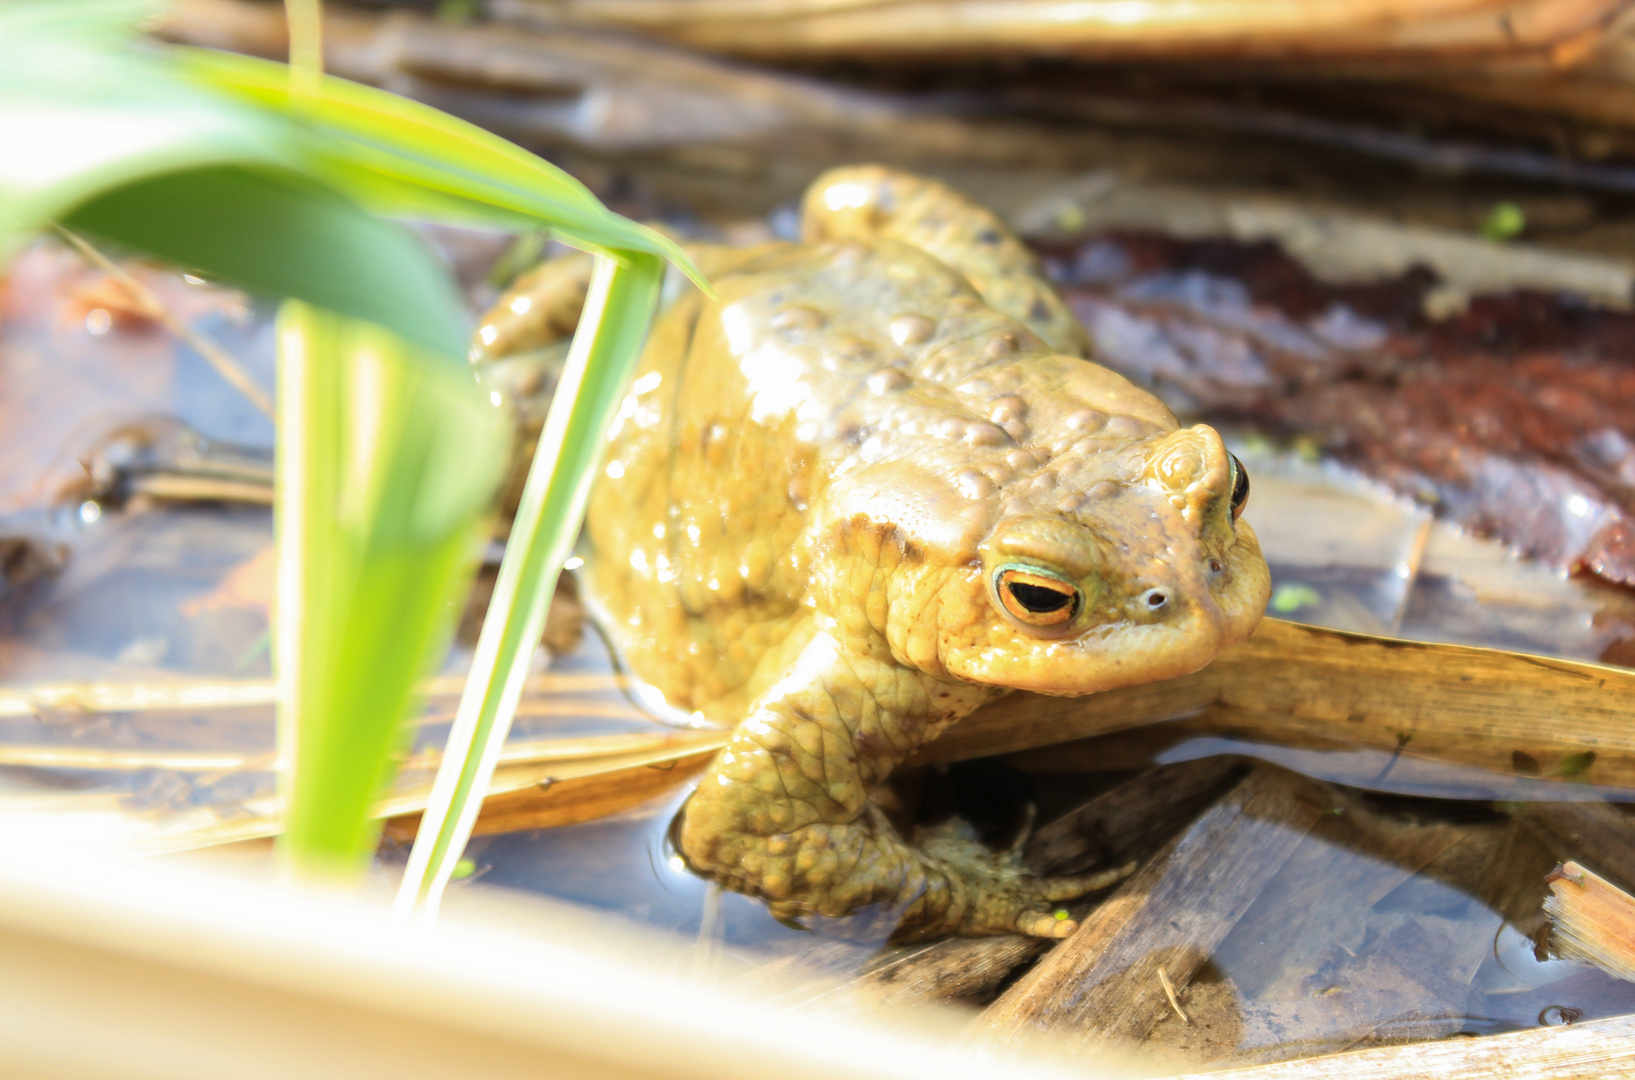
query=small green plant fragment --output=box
[1054,908,1071,921]
[1481,202,1526,242]
[1270,582,1323,614]
[1478,200,1523,240]
[451,858,477,880]
[1551,750,1598,780]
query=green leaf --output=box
[275,303,510,875]
[170,48,709,293]
[0,34,293,262]
[67,166,469,359]
[0,28,470,358]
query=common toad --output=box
[481,166,1270,941]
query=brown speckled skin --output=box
[569,167,1270,941]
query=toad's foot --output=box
[912,815,1135,940]
[681,796,1133,942]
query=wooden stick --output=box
[1545,861,1635,985]
[972,767,1324,1053]
[53,227,274,419]
[1168,1013,1635,1079]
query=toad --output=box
[480,166,1270,941]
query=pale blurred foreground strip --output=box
[0,845,1107,1080]
[0,845,1629,1078]
[1169,1014,1635,1080]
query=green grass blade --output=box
[170,47,708,294]
[393,251,665,920]
[276,303,510,875]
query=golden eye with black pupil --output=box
[995,566,1081,628]
[1227,452,1250,521]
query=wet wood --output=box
[1210,797,1465,1001]
[1014,177,1635,308]
[845,757,1242,1007]
[1545,861,1635,984]
[1169,1012,1635,1079]
[973,767,1324,1053]
[15,616,1635,852]
[927,618,1635,792]
[154,0,1083,169]
[496,0,1628,65]
[10,730,727,855]
[1218,823,1512,1066]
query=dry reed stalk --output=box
[0,671,627,721]
[928,618,1635,790]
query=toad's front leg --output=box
[675,634,1118,941]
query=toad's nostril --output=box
[1142,588,1168,609]
[1208,558,1224,573]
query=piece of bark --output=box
[496,0,1628,66]
[1213,796,1465,1001]
[1022,755,1244,876]
[1523,801,1635,894]
[844,757,1243,1008]
[972,766,1325,1054]
[1170,1012,1635,1080]
[1545,861,1635,985]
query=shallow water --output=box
[3,232,1635,1067]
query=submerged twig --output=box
[1157,966,1189,1025]
[52,226,275,419]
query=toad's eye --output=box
[995,566,1081,628]
[1228,452,1250,521]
